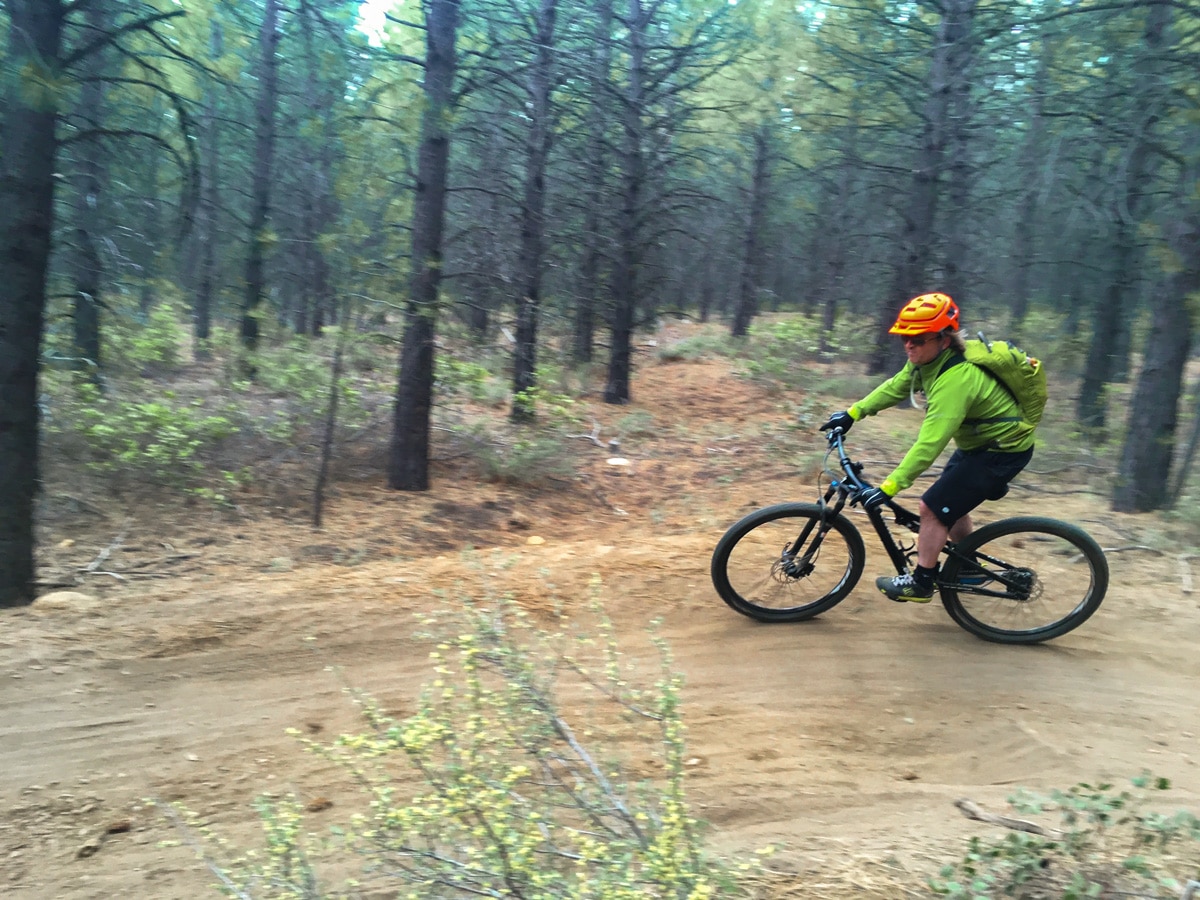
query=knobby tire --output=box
[939,516,1108,644]
[711,503,866,622]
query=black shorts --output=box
[921,446,1033,527]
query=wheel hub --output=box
[777,554,814,580]
[1004,568,1039,601]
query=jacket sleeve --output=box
[849,364,914,420]
[877,366,976,495]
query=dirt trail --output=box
[3,344,1199,898]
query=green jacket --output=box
[848,348,1036,496]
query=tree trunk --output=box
[820,113,861,356]
[698,251,714,323]
[1076,224,1137,436]
[193,21,222,360]
[298,1,336,337]
[869,0,977,375]
[1077,0,1167,433]
[1169,381,1200,505]
[0,0,65,607]
[510,0,558,423]
[240,0,280,359]
[939,15,976,310]
[730,127,770,339]
[573,0,614,364]
[1009,40,1053,329]
[136,101,161,321]
[604,0,647,405]
[388,0,459,491]
[1112,264,1195,511]
[69,0,108,377]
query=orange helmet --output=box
[888,292,960,336]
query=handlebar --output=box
[823,427,869,493]
[821,428,919,529]
[822,427,891,510]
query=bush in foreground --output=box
[174,580,748,898]
[932,776,1200,899]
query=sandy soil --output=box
[3,337,1199,898]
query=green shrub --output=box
[232,336,376,441]
[173,582,745,898]
[932,775,1200,899]
[512,372,582,427]
[52,383,236,487]
[254,338,329,398]
[436,355,499,403]
[737,315,860,392]
[449,421,577,485]
[104,296,189,374]
[616,409,657,438]
[656,332,737,362]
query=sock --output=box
[913,564,939,590]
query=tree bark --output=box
[69,0,108,377]
[869,0,977,375]
[731,127,770,339]
[1078,0,1168,433]
[818,109,862,356]
[1112,260,1195,512]
[298,0,336,337]
[0,0,65,606]
[572,0,614,364]
[604,0,648,405]
[136,99,161,321]
[193,20,222,360]
[388,0,460,490]
[240,0,280,359]
[939,14,976,310]
[1009,39,1053,329]
[510,0,558,423]
[1169,381,1200,506]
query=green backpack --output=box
[960,333,1048,427]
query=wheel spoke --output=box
[712,505,864,622]
[941,518,1107,643]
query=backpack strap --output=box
[961,362,1023,425]
[912,350,965,404]
[938,351,966,376]
[934,350,1023,425]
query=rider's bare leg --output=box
[948,514,973,542]
[916,500,950,569]
[918,505,974,568]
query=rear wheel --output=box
[711,503,865,622]
[939,516,1108,644]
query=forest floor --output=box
[2,322,1199,898]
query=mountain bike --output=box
[710,428,1108,644]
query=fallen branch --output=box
[156,801,254,900]
[1026,463,1111,476]
[82,522,130,574]
[124,553,201,572]
[954,798,1062,838]
[567,420,619,451]
[1072,544,1163,563]
[49,493,107,516]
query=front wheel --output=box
[939,516,1108,644]
[711,503,866,622]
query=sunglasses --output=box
[901,334,938,347]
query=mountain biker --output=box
[818,292,1036,602]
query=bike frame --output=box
[820,429,1022,598]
